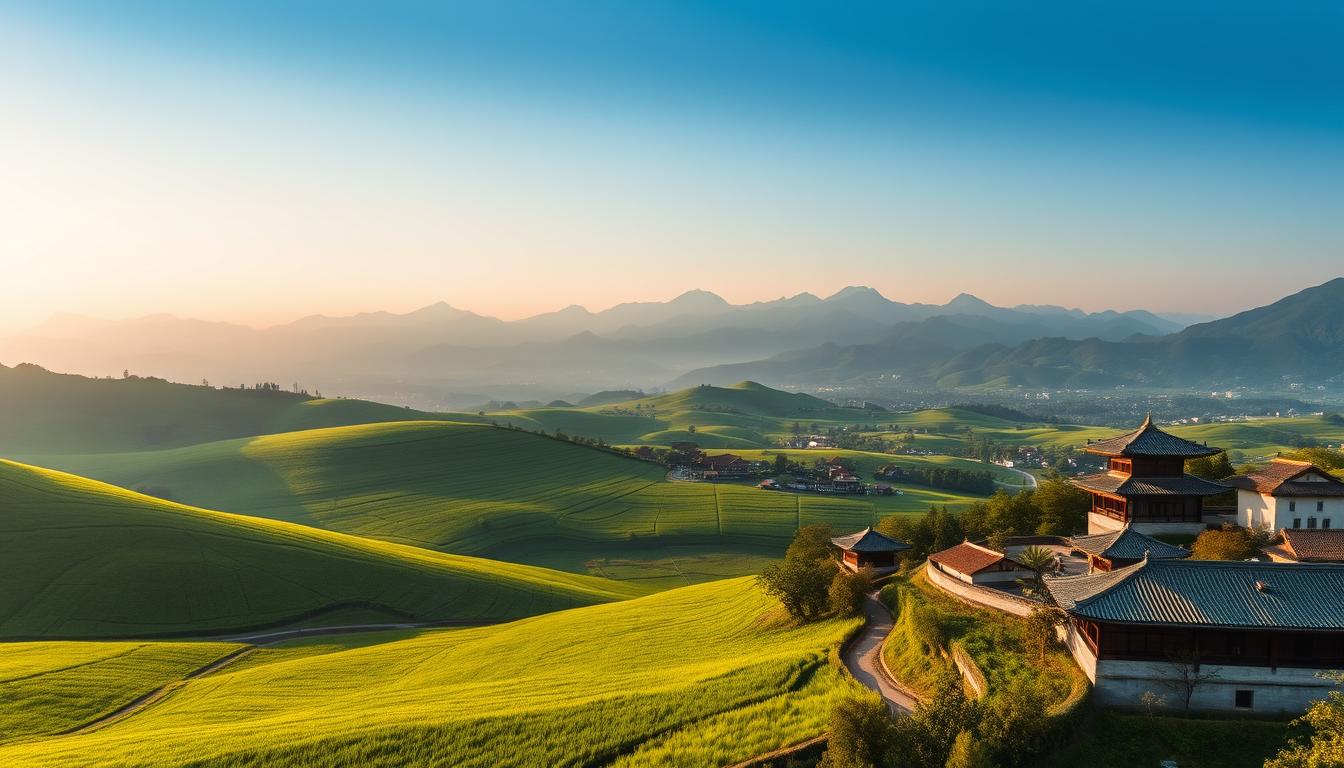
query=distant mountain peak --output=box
[826,286,888,302]
[669,289,729,307]
[945,292,995,310]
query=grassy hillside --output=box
[0,578,861,768]
[0,363,487,455]
[0,460,639,638]
[35,421,996,587]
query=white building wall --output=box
[1092,659,1339,715]
[1237,491,1274,529]
[1238,490,1344,530]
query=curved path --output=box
[842,593,918,714]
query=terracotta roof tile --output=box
[1224,459,1344,497]
[928,541,1018,576]
[1282,529,1344,563]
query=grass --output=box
[1042,711,1291,768]
[0,362,488,456]
[0,641,242,742]
[0,459,641,639]
[33,422,953,582]
[0,578,863,768]
[883,568,1086,705]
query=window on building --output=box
[1290,501,1297,512]
[1235,690,1255,709]
[1326,519,1333,530]
[1319,501,1326,512]
[1293,518,1302,529]
[1310,517,1318,529]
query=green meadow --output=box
[0,459,640,639]
[0,578,861,768]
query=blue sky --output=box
[1,1,1340,327]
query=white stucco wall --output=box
[1239,490,1344,530]
[1087,512,1125,534]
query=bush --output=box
[828,567,874,618]
[819,694,900,768]
[1190,524,1257,561]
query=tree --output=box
[1023,606,1066,664]
[944,730,993,768]
[1190,524,1258,561]
[1163,646,1220,713]
[686,424,696,434]
[1266,672,1344,767]
[819,694,900,768]
[758,525,837,622]
[1031,477,1089,535]
[774,452,790,474]
[893,670,980,768]
[828,566,873,617]
[1186,451,1235,480]
[977,680,1051,766]
[1014,546,1055,599]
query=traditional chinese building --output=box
[927,540,1034,585]
[1071,415,1226,535]
[830,527,909,574]
[1047,558,1344,714]
[1069,525,1190,572]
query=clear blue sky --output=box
[2,0,1340,327]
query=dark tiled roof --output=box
[1072,471,1228,497]
[928,541,1023,576]
[1084,415,1220,458]
[1069,527,1190,561]
[1223,459,1344,497]
[831,527,910,553]
[1282,530,1344,563]
[1045,558,1344,629]
[701,454,747,468]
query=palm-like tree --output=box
[1015,545,1056,600]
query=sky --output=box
[1,0,1341,330]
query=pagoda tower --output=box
[1072,415,1226,535]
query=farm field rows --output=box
[32,422,981,582]
[0,578,861,768]
[0,459,640,639]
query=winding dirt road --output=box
[841,593,918,714]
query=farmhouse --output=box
[696,453,751,479]
[1263,528,1344,563]
[1047,557,1344,714]
[928,540,1034,585]
[1069,525,1189,572]
[1224,458,1344,531]
[1071,415,1226,535]
[830,527,909,575]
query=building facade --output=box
[1070,416,1227,535]
[1225,458,1344,532]
[830,527,909,575]
[1047,558,1344,714]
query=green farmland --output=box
[33,421,991,587]
[0,459,640,639]
[0,578,861,768]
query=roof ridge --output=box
[1271,458,1315,466]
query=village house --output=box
[830,527,909,575]
[927,540,1034,585]
[695,453,751,480]
[1224,458,1344,531]
[1047,557,1344,714]
[1069,525,1190,572]
[1263,528,1344,563]
[1071,415,1227,536]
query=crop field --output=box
[0,641,242,742]
[0,459,640,639]
[34,422,954,580]
[0,578,862,768]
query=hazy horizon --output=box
[4,2,1340,331]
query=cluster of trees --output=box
[877,465,995,495]
[1267,671,1344,767]
[1189,524,1273,561]
[822,671,1066,768]
[878,480,1091,562]
[757,525,872,622]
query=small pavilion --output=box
[830,527,909,574]
[1069,525,1189,572]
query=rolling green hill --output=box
[0,459,640,639]
[0,578,860,768]
[0,363,487,456]
[31,421,989,586]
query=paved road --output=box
[1004,466,1039,489]
[842,593,918,714]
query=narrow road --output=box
[842,593,918,714]
[1003,466,1039,489]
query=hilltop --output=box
[0,578,858,768]
[0,363,484,455]
[0,459,639,639]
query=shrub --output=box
[1190,524,1257,561]
[828,567,874,618]
[819,694,900,768]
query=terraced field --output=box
[0,579,861,768]
[0,460,640,638]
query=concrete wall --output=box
[970,569,1032,585]
[1062,624,1337,714]
[1093,658,1338,715]
[925,562,1039,618]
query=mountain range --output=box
[11,281,1331,407]
[678,278,1344,391]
